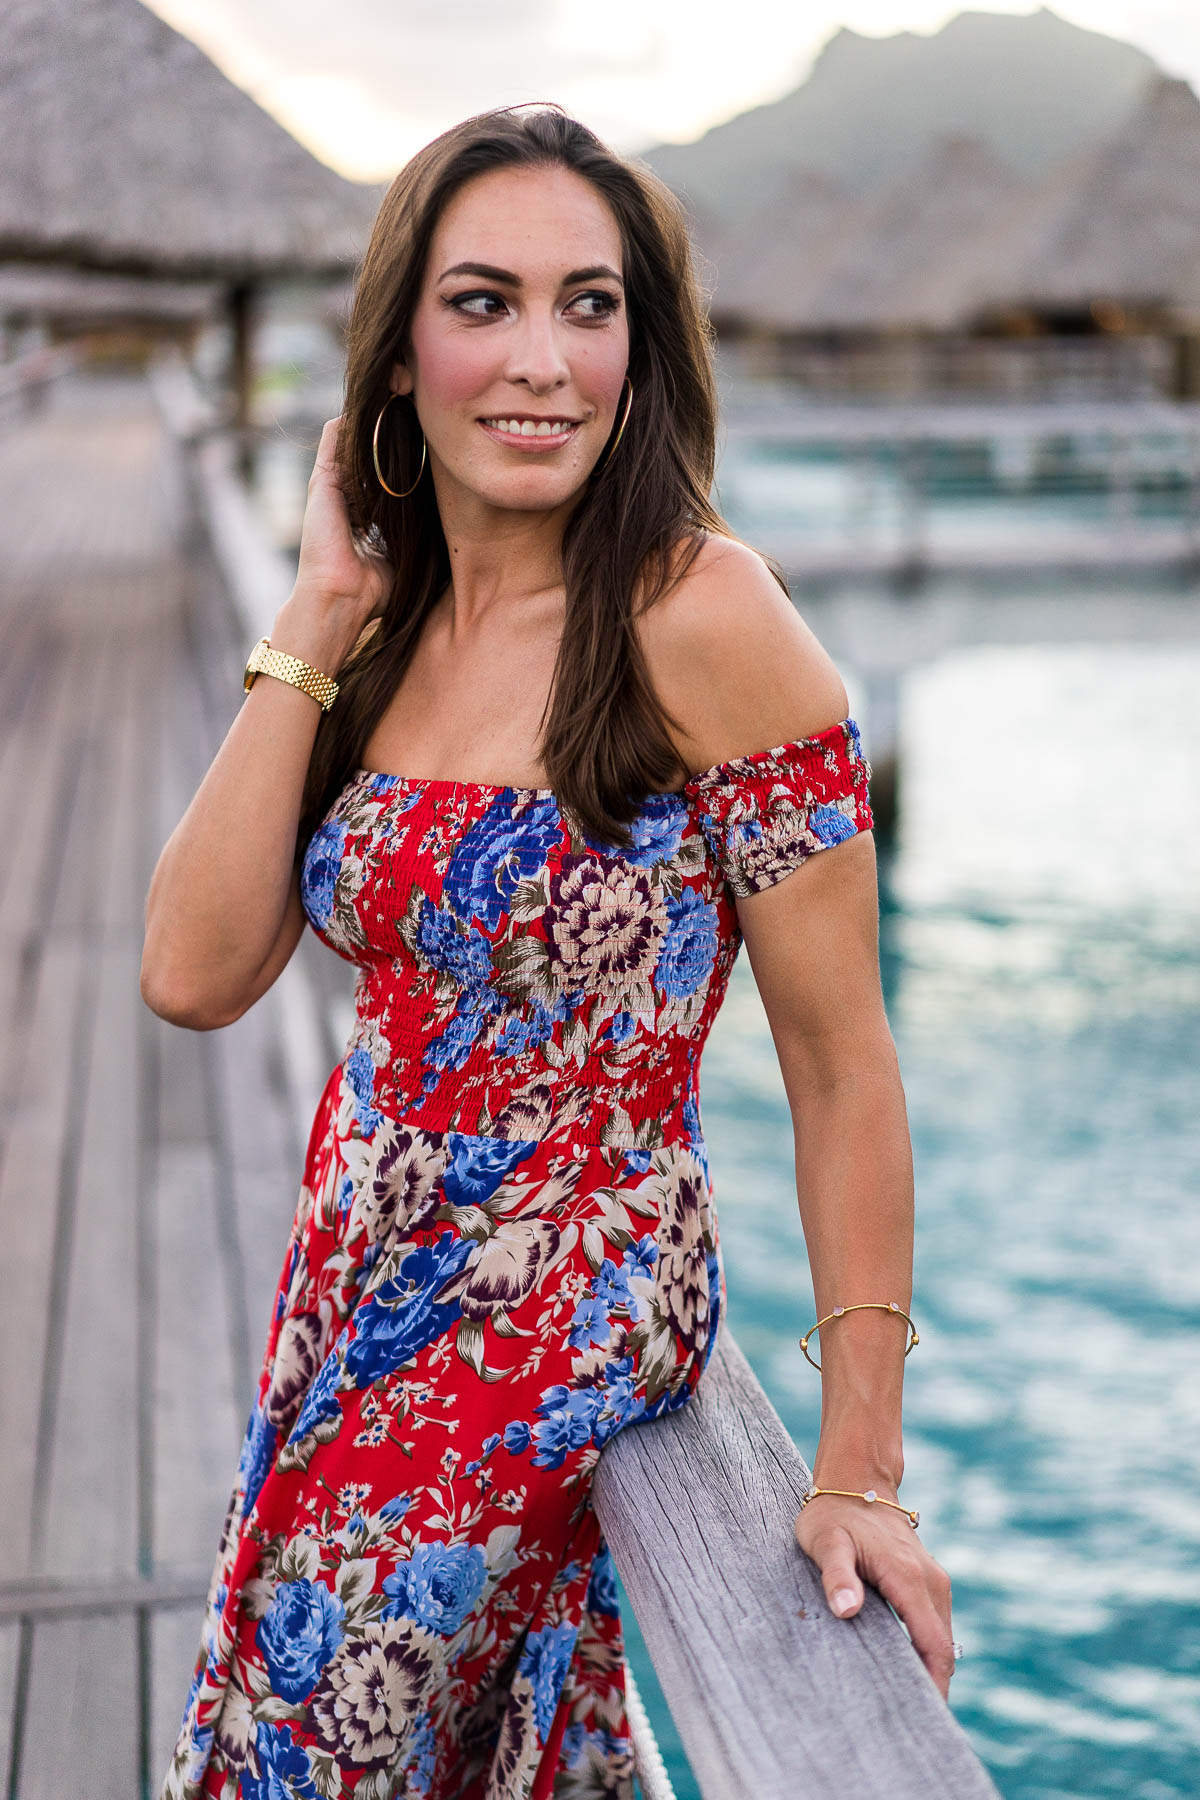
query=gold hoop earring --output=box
[373,392,427,497]
[598,375,633,471]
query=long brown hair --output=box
[297,101,783,858]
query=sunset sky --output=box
[146,1,1199,180]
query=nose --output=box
[503,304,571,394]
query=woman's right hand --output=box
[286,415,396,648]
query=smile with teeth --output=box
[480,417,581,438]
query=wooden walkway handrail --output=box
[148,345,1000,1800]
[0,340,82,412]
[594,1329,1001,1799]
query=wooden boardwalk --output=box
[0,368,346,1798]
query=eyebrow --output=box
[436,261,624,287]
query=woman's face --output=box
[389,162,631,519]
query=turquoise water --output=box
[617,644,1200,1800]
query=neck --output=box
[432,474,576,632]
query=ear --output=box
[390,358,414,397]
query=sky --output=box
[146,0,1200,181]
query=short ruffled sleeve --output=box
[683,716,874,898]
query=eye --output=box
[444,290,509,317]
[568,291,620,321]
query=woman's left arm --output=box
[736,832,957,1701]
[638,533,956,1700]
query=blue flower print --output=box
[344,1047,383,1135]
[288,1349,345,1442]
[244,1721,318,1800]
[398,1708,438,1797]
[562,1720,588,1767]
[518,1619,579,1741]
[494,996,569,1059]
[343,1233,474,1387]
[682,1087,703,1142]
[381,1540,488,1635]
[621,1148,653,1176]
[654,885,719,1000]
[592,1257,633,1309]
[300,820,346,930]
[586,1543,620,1618]
[421,1001,491,1078]
[729,817,764,864]
[255,1578,345,1702]
[567,1294,611,1350]
[380,1494,414,1523]
[503,1419,532,1453]
[584,792,688,869]
[442,1134,538,1209]
[641,1379,694,1424]
[606,1010,636,1045]
[702,1246,722,1369]
[416,899,495,988]
[237,1400,277,1518]
[808,802,857,846]
[623,1235,658,1276]
[530,1384,603,1469]
[465,1431,502,1474]
[444,794,561,929]
[594,1355,645,1445]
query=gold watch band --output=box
[242,636,339,713]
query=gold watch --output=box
[242,636,339,712]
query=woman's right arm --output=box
[140,417,392,1031]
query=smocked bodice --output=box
[299,717,873,1151]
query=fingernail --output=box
[832,1588,858,1615]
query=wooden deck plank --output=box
[16,1614,138,1800]
[35,612,148,1581]
[36,936,144,1582]
[0,939,88,1583]
[151,1141,245,1573]
[0,1620,21,1798]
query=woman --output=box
[143,102,954,1800]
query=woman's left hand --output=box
[793,1489,957,1700]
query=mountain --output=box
[639,8,1161,234]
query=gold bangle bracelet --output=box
[797,1299,918,1372]
[799,1484,920,1529]
[242,636,340,713]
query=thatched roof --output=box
[1002,75,1200,313]
[708,136,1023,333]
[702,169,861,327]
[805,135,1022,331]
[0,261,222,324]
[703,74,1200,334]
[0,0,386,281]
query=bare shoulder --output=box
[635,531,849,778]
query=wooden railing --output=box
[0,340,83,420]
[147,343,1002,1800]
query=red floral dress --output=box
[160,717,873,1800]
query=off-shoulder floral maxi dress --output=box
[160,716,873,1800]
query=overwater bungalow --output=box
[0,0,382,425]
[702,74,1200,400]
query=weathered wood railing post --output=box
[593,1326,1002,1800]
